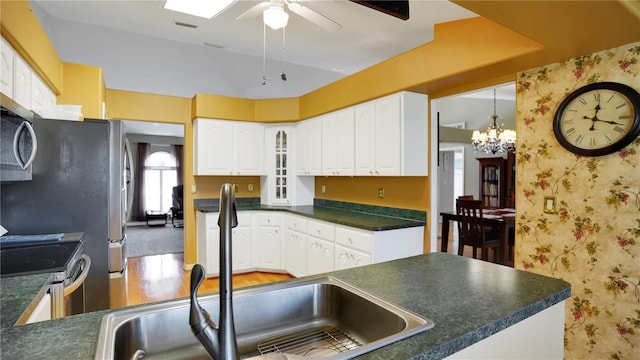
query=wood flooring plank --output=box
[122,254,293,308]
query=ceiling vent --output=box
[174,21,198,29]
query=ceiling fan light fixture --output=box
[263,6,289,30]
[163,0,236,19]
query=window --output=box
[144,151,177,212]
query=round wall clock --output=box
[553,82,640,156]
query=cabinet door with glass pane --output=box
[265,126,293,205]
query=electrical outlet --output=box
[233,184,238,192]
[191,184,197,194]
[248,184,254,192]
[321,184,326,193]
[378,188,384,199]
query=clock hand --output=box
[582,115,598,131]
[582,115,624,130]
[597,119,624,125]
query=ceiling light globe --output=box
[263,6,289,30]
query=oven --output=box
[0,239,91,319]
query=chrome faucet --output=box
[190,183,239,360]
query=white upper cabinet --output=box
[354,102,376,175]
[1,36,56,112]
[234,122,265,175]
[193,118,265,175]
[1,37,15,98]
[354,92,428,176]
[13,55,31,109]
[296,117,322,176]
[31,73,56,110]
[263,125,294,205]
[322,108,355,176]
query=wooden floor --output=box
[123,253,293,307]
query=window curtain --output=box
[171,144,183,185]
[132,142,150,221]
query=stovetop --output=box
[0,241,83,278]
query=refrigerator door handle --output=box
[13,120,38,170]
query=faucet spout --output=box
[190,183,239,360]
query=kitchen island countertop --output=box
[0,253,570,359]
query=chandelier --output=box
[471,89,516,154]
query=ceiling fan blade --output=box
[236,1,270,21]
[287,2,342,31]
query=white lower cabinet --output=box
[232,213,253,272]
[196,210,423,278]
[307,237,334,275]
[196,212,220,276]
[284,215,308,277]
[253,213,282,270]
[334,245,371,271]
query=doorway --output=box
[429,82,516,253]
[122,120,185,259]
[437,147,465,253]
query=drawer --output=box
[285,215,307,232]
[307,220,334,241]
[335,227,372,253]
[255,212,281,226]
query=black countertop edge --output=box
[193,201,426,231]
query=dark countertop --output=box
[195,203,426,231]
[0,253,570,360]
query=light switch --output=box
[248,184,254,192]
[321,184,326,193]
[191,184,196,193]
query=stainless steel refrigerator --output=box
[0,118,131,313]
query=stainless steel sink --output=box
[95,277,434,359]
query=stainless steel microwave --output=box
[1,92,37,182]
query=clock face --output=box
[553,82,640,156]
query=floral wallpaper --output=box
[515,42,640,359]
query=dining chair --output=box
[456,199,501,262]
[458,195,474,200]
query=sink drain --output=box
[257,325,362,357]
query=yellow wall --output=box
[106,89,191,123]
[315,177,428,211]
[57,62,104,119]
[194,177,261,199]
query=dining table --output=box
[439,208,516,266]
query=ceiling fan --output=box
[236,0,342,31]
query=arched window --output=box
[144,151,177,212]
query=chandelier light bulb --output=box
[471,89,516,154]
